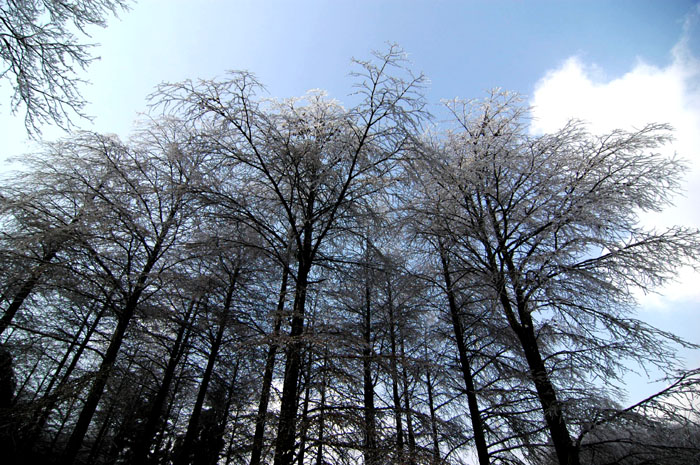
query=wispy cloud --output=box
[530,5,700,309]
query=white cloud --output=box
[530,7,700,308]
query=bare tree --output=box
[410,91,700,465]
[26,119,212,464]
[4,46,699,465]
[0,0,130,132]
[152,45,425,465]
[0,134,116,338]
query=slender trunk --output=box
[362,264,377,465]
[314,352,328,465]
[425,364,441,464]
[175,319,224,465]
[154,347,192,458]
[175,273,237,465]
[50,395,79,450]
[109,371,151,460]
[29,357,54,403]
[225,400,243,465]
[438,241,490,465]
[60,300,136,465]
[249,264,289,465]
[25,296,110,445]
[13,352,43,401]
[220,357,241,445]
[61,200,179,465]
[87,347,140,464]
[509,298,579,465]
[296,351,313,465]
[483,194,579,465]
[205,356,241,465]
[273,241,313,465]
[399,332,416,463]
[85,400,115,464]
[495,246,579,465]
[79,347,139,463]
[20,314,85,455]
[132,298,198,465]
[387,284,405,459]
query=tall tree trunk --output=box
[273,228,313,465]
[399,329,416,464]
[149,345,192,462]
[86,352,143,465]
[132,298,198,465]
[314,351,328,465]
[425,363,441,464]
[387,284,405,460]
[224,398,244,465]
[24,295,110,447]
[175,271,237,465]
[202,355,241,465]
[51,396,79,451]
[61,213,175,465]
[249,263,289,465]
[296,350,313,465]
[85,399,116,464]
[218,356,242,460]
[496,247,580,465]
[13,351,43,401]
[438,241,490,465]
[362,274,378,465]
[60,300,137,465]
[505,293,579,465]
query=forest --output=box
[1,44,700,465]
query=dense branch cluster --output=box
[0,0,130,132]
[1,50,699,465]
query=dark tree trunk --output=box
[273,221,314,465]
[496,246,580,465]
[314,351,328,465]
[511,299,579,465]
[61,213,175,465]
[362,279,377,465]
[425,364,441,464]
[387,284,405,460]
[13,351,44,401]
[362,276,378,465]
[51,395,78,451]
[86,354,142,465]
[132,298,198,465]
[60,299,138,465]
[175,271,237,465]
[218,357,241,464]
[399,331,416,463]
[438,241,490,465]
[85,398,116,464]
[249,263,289,465]
[224,397,244,465]
[24,296,110,447]
[296,350,313,465]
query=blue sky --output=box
[2,1,697,138]
[1,0,699,403]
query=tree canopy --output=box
[0,49,699,465]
